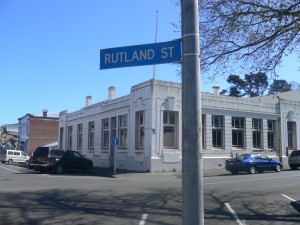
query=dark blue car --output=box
[225,153,282,174]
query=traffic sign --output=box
[111,137,119,146]
[100,40,181,70]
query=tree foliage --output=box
[220,72,297,97]
[220,72,269,97]
[268,80,292,94]
[199,0,300,79]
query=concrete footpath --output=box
[91,167,231,178]
[92,164,291,178]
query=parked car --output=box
[288,150,300,170]
[225,153,282,174]
[37,150,93,174]
[28,147,64,170]
[0,149,30,164]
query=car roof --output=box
[290,150,300,156]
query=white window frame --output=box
[212,115,224,148]
[136,111,145,149]
[267,120,275,149]
[102,118,110,149]
[118,115,128,148]
[67,125,73,150]
[163,111,178,149]
[88,121,95,149]
[77,123,83,149]
[288,121,296,149]
[252,119,262,149]
[232,117,245,148]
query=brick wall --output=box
[27,117,58,156]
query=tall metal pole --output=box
[181,0,203,225]
[153,10,159,80]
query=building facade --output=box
[0,124,19,150]
[58,79,300,172]
[18,110,59,156]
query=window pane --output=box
[212,129,223,147]
[237,131,244,147]
[268,132,274,148]
[163,111,168,124]
[253,131,261,148]
[232,130,244,147]
[268,121,273,131]
[120,129,128,147]
[169,113,176,124]
[163,126,175,147]
[212,116,223,128]
[103,131,109,148]
[88,122,95,149]
[139,113,144,125]
[232,130,237,146]
[139,127,144,147]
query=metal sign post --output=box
[111,137,119,175]
[181,0,203,224]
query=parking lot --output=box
[0,163,300,224]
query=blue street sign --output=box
[100,40,181,70]
[111,137,119,146]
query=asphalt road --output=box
[0,163,299,225]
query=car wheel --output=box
[290,166,297,170]
[8,159,13,164]
[1,161,5,164]
[85,165,93,174]
[275,164,281,172]
[55,164,64,174]
[39,168,46,173]
[249,166,256,174]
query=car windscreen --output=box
[34,147,49,156]
[236,154,250,160]
[50,150,64,158]
[291,151,300,156]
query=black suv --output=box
[28,147,64,170]
[37,150,93,174]
[288,150,300,170]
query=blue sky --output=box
[0,0,299,125]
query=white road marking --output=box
[281,194,300,206]
[225,203,246,225]
[139,214,148,225]
[0,165,21,173]
[205,174,300,186]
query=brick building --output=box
[18,109,59,156]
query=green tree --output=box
[220,72,269,97]
[199,0,300,79]
[268,80,292,94]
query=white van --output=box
[0,150,30,164]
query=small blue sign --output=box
[100,40,181,70]
[111,137,119,146]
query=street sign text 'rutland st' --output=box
[100,40,181,70]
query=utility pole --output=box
[153,10,159,80]
[181,0,204,224]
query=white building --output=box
[58,79,300,172]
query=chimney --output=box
[43,109,48,117]
[212,84,220,96]
[86,96,92,106]
[108,86,116,101]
